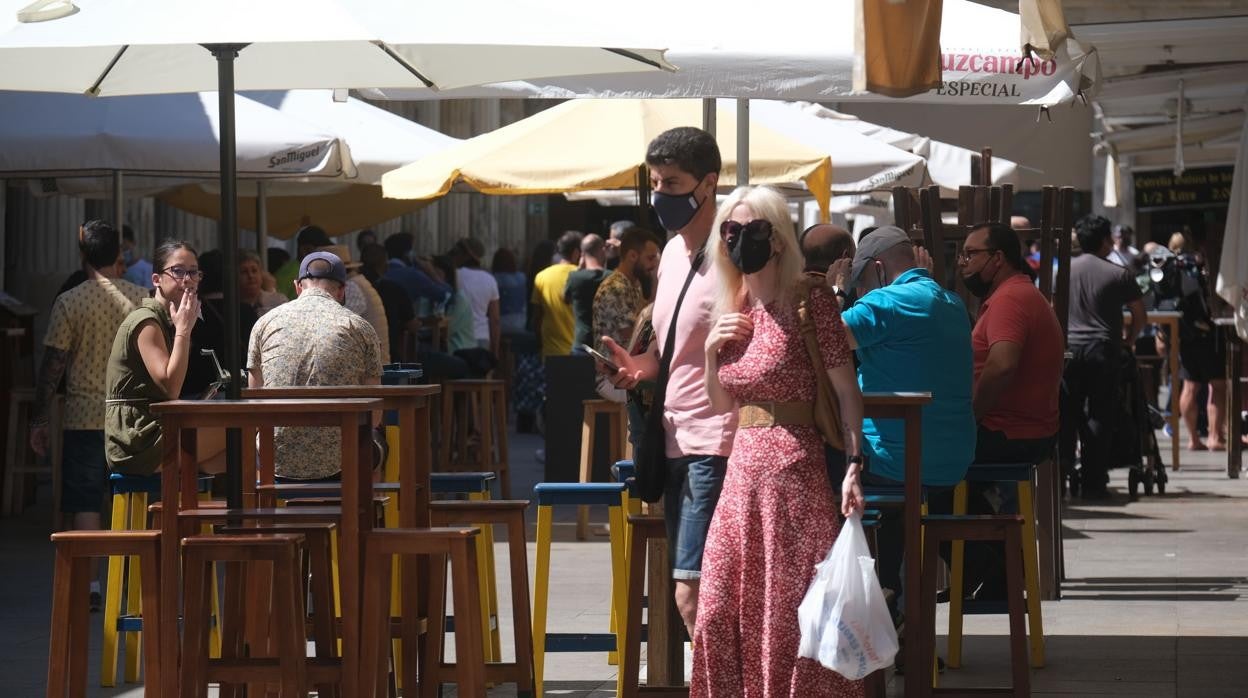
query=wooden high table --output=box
[861,391,931,698]
[242,384,442,686]
[151,397,382,697]
[1215,318,1244,478]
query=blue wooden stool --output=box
[102,472,215,687]
[532,482,628,698]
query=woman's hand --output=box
[170,289,200,337]
[841,464,864,517]
[914,245,934,274]
[705,313,753,355]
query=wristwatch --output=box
[847,454,865,466]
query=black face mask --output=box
[962,268,992,298]
[651,177,706,232]
[721,219,776,275]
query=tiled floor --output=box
[4,425,1247,697]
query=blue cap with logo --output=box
[298,250,347,284]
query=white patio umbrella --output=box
[159,90,462,237]
[1216,107,1248,341]
[0,0,672,509]
[0,90,354,208]
[365,0,1099,107]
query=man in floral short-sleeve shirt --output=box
[247,251,383,480]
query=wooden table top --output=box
[151,398,383,414]
[242,385,441,399]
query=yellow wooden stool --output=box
[431,472,502,665]
[948,463,1045,669]
[576,399,631,541]
[101,473,219,687]
[532,482,629,698]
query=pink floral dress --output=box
[691,285,863,698]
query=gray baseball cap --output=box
[298,250,347,284]
[850,225,913,288]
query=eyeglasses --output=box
[160,266,205,281]
[958,247,998,263]
[719,218,774,245]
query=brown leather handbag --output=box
[796,279,845,451]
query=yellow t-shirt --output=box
[44,276,149,430]
[530,262,577,357]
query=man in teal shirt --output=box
[836,225,974,625]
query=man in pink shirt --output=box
[604,127,734,639]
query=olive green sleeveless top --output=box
[104,298,173,475]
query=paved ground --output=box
[3,424,1247,697]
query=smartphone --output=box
[581,344,621,373]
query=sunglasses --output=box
[719,219,774,245]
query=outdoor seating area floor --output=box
[2,426,1247,696]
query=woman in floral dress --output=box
[696,186,867,697]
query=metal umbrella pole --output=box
[208,42,248,509]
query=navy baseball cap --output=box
[298,250,347,284]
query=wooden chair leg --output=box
[47,546,74,698]
[360,546,393,698]
[532,506,553,698]
[219,562,246,698]
[1018,481,1046,668]
[948,483,968,668]
[419,552,449,698]
[493,387,511,498]
[1003,527,1031,697]
[123,494,146,684]
[274,547,309,698]
[919,532,942,698]
[307,531,339,698]
[576,412,594,540]
[449,538,486,698]
[67,557,90,698]
[138,545,162,696]
[181,549,210,698]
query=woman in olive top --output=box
[105,240,224,475]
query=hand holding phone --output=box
[581,344,621,373]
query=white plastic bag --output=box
[797,512,899,680]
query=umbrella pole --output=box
[112,170,124,230]
[737,99,750,187]
[209,43,247,509]
[257,180,269,270]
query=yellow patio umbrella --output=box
[380,98,833,220]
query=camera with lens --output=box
[1142,248,1201,304]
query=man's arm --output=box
[29,347,69,456]
[973,340,1022,421]
[840,319,859,351]
[248,365,264,388]
[1125,298,1146,345]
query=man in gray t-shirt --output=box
[1059,216,1146,499]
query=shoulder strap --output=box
[656,249,706,376]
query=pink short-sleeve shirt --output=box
[651,234,736,458]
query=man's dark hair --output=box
[618,226,661,258]
[1075,214,1112,255]
[800,224,855,272]
[384,232,414,261]
[80,219,121,270]
[645,127,722,181]
[197,249,224,295]
[361,242,388,276]
[267,247,290,275]
[972,222,1026,272]
[122,224,136,243]
[557,230,584,260]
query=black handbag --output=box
[635,249,706,503]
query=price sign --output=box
[1134,166,1234,209]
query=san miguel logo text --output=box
[268,145,325,169]
[934,52,1058,98]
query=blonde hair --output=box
[706,186,805,317]
[1167,231,1189,254]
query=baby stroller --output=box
[1113,346,1168,498]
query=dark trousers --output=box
[1059,341,1122,490]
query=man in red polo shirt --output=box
[958,221,1064,599]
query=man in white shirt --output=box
[1108,224,1140,268]
[451,237,501,356]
